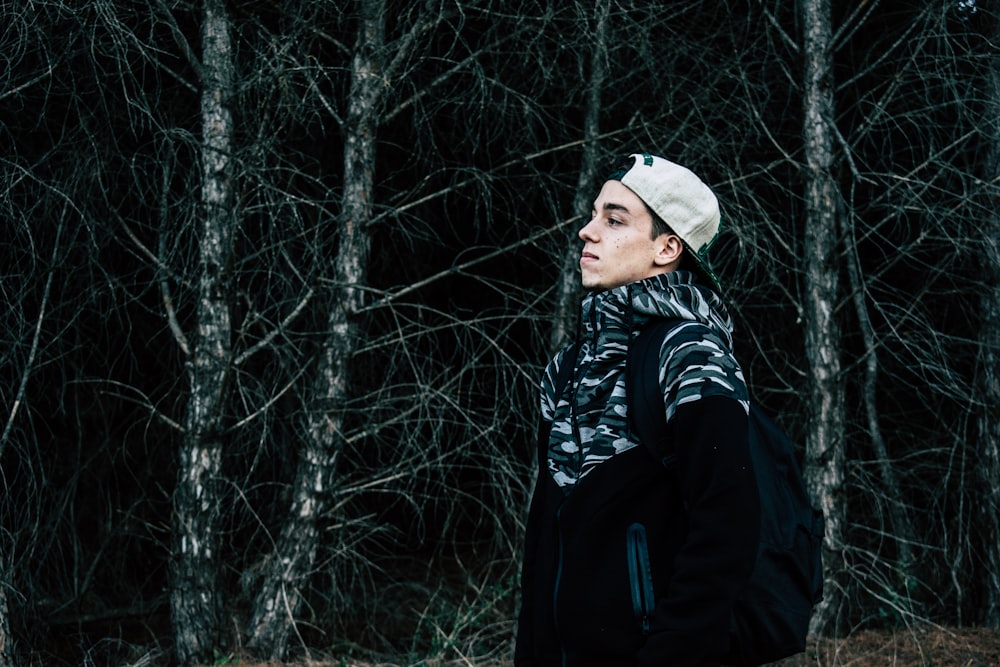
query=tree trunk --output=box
[843,211,919,610]
[979,12,1000,628]
[549,0,610,354]
[245,0,385,657]
[0,580,11,667]
[800,0,846,638]
[170,0,235,662]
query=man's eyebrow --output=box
[593,200,634,214]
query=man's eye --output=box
[608,218,622,226]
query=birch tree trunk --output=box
[245,0,385,657]
[170,0,234,662]
[800,0,845,637]
[0,583,10,667]
[549,0,610,353]
[979,13,1000,628]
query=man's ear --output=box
[653,233,684,267]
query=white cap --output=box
[614,153,721,288]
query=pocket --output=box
[626,523,656,635]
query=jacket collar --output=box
[580,271,734,352]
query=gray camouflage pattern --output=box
[540,271,749,490]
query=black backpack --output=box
[549,322,825,665]
[626,320,825,666]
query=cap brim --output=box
[684,243,722,293]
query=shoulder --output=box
[656,321,748,406]
[658,320,727,353]
[655,321,734,371]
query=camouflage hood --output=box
[542,270,744,490]
[579,270,734,353]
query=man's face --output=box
[578,180,668,291]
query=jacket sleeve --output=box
[637,395,761,667]
[514,351,565,667]
[514,461,545,667]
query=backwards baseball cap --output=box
[608,153,721,291]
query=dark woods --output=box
[1,1,997,664]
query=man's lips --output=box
[580,251,598,262]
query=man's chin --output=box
[579,270,601,290]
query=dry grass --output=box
[191,626,1000,667]
[771,627,1000,667]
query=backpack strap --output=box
[626,320,685,468]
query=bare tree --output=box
[549,0,611,353]
[842,212,920,602]
[0,3,161,662]
[213,1,572,659]
[0,585,9,667]
[800,0,846,637]
[0,199,62,667]
[978,5,1000,628]
[244,0,422,655]
[170,0,235,661]
[831,0,927,624]
[820,1,1000,630]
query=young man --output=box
[516,153,761,667]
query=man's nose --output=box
[578,218,598,242]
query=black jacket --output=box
[516,274,760,666]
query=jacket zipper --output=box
[626,522,656,635]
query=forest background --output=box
[2,0,999,665]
